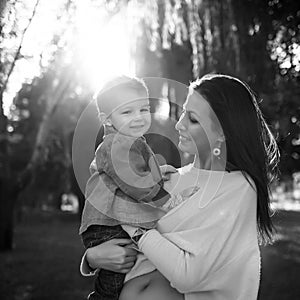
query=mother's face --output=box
[175,91,220,157]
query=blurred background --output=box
[0,0,299,299]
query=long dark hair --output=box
[190,74,279,244]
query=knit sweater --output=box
[127,164,260,300]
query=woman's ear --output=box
[99,112,112,126]
[218,134,225,143]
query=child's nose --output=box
[133,111,143,120]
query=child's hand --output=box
[160,164,178,181]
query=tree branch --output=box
[17,68,73,189]
[0,0,41,99]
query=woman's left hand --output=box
[86,238,138,273]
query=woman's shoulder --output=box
[176,164,250,186]
[223,170,256,191]
[217,171,257,213]
[165,164,255,197]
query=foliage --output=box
[130,0,300,175]
[267,0,300,79]
[128,0,241,78]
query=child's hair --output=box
[95,76,149,116]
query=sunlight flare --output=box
[75,1,135,92]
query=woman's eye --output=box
[189,117,198,123]
[188,113,198,123]
[141,108,150,113]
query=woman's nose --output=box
[175,115,185,131]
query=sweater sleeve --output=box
[80,251,97,277]
[139,229,199,292]
[138,182,257,293]
[98,136,169,205]
[139,228,224,293]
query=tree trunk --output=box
[0,180,20,250]
[0,73,13,251]
[0,0,42,252]
[0,68,71,251]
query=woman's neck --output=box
[193,155,226,171]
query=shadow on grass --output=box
[0,209,299,299]
[0,210,93,300]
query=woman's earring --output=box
[213,137,224,158]
[212,147,221,157]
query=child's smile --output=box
[109,98,151,138]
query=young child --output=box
[79,76,186,300]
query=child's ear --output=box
[105,119,112,126]
[99,112,112,126]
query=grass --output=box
[259,210,300,299]
[0,209,299,299]
[0,210,93,300]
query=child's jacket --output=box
[79,126,170,234]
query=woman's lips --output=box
[179,134,190,141]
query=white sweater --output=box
[127,164,261,300]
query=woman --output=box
[82,74,279,299]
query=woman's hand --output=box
[160,164,177,181]
[86,238,138,273]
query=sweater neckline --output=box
[181,163,228,175]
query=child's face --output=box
[109,90,151,138]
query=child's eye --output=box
[122,110,131,115]
[141,107,150,113]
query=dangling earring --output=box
[212,147,221,157]
[213,136,224,158]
